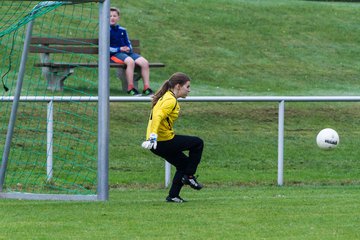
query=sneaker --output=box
[181,175,203,190]
[142,88,154,96]
[127,88,140,96]
[166,196,187,203]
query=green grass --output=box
[1,0,360,239]
[107,102,360,187]
[1,186,360,239]
[118,0,359,96]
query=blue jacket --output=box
[109,24,133,55]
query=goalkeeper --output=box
[142,72,204,203]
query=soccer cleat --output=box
[142,88,154,96]
[166,196,187,203]
[181,175,203,190]
[127,88,140,96]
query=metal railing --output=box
[2,95,360,188]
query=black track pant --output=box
[151,135,204,197]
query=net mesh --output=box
[0,1,100,196]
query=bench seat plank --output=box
[30,37,164,91]
[34,62,165,68]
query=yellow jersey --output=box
[146,91,180,141]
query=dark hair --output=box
[151,72,191,108]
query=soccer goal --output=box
[0,0,109,201]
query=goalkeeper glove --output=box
[141,133,158,150]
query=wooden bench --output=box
[29,37,165,91]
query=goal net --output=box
[0,1,108,201]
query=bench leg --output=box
[43,67,74,91]
[116,67,141,92]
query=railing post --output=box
[46,100,53,182]
[165,161,171,188]
[277,100,285,186]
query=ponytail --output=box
[151,72,191,108]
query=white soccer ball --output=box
[316,128,339,149]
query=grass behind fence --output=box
[118,0,359,96]
[109,102,360,188]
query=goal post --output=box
[97,0,110,201]
[0,0,110,201]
